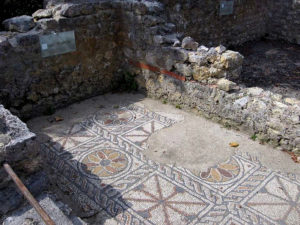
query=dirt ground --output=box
[232,40,300,99]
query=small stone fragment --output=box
[192,66,210,81]
[215,45,226,54]
[32,9,53,20]
[234,97,249,108]
[181,37,199,50]
[173,40,181,47]
[0,36,8,44]
[206,48,219,63]
[246,87,264,97]
[188,52,207,65]
[175,63,193,77]
[220,50,244,69]
[284,98,299,105]
[265,49,279,57]
[217,78,237,92]
[197,45,209,52]
[0,134,11,147]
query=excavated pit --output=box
[0,0,300,224]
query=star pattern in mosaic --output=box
[95,108,135,127]
[40,104,300,225]
[122,174,212,225]
[243,174,300,224]
[46,123,97,154]
[122,120,166,149]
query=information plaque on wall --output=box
[39,31,76,58]
[220,0,234,16]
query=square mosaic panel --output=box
[45,123,98,155]
[170,155,261,197]
[121,120,167,150]
[241,173,300,224]
[119,172,214,225]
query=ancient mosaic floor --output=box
[41,104,300,225]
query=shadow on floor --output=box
[37,131,132,224]
[32,94,148,224]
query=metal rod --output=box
[3,163,55,225]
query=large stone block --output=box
[192,66,210,81]
[188,51,208,65]
[2,16,35,33]
[220,50,244,69]
[0,105,35,164]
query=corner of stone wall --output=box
[0,0,123,120]
[122,0,300,154]
[0,104,47,218]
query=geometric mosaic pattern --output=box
[40,104,300,225]
[242,174,300,224]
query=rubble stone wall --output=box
[160,0,300,46]
[130,66,300,153]
[160,0,269,46]
[119,0,300,153]
[119,1,244,83]
[268,0,300,44]
[0,2,122,119]
[0,0,299,120]
[0,104,46,218]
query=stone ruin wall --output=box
[0,0,299,153]
[161,0,300,46]
[119,1,300,153]
[267,0,300,44]
[0,0,299,120]
[0,105,44,217]
[0,2,123,119]
[160,0,269,46]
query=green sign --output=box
[220,0,234,16]
[39,31,76,58]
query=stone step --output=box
[3,193,86,225]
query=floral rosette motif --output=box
[81,149,129,178]
[199,159,240,183]
[95,108,134,126]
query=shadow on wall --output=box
[0,0,43,29]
